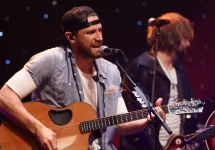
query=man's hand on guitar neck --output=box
[155,98,166,121]
[147,98,166,122]
[35,125,57,150]
[116,98,166,135]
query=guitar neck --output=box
[79,99,204,134]
[80,109,149,133]
[80,105,169,133]
[161,105,169,114]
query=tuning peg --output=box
[205,98,214,104]
[176,98,180,102]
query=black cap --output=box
[61,6,100,32]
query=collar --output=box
[94,58,107,79]
[66,47,107,79]
[137,52,165,76]
[137,52,183,76]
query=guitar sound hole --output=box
[48,109,72,125]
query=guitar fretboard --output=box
[78,99,205,134]
[79,106,169,133]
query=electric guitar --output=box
[205,110,215,150]
[0,100,204,150]
[164,134,184,150]
[164,100,214,150]
[164,134,200,150]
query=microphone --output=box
[148,18,170,27]
[100,45,122,56]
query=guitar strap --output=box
[96,79,106,150]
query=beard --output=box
[78,47,102,59]
[176,48,187,61]
[74,37,103,59]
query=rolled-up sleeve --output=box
[24,50,56,87]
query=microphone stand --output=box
[114,53,172,135]
[151,24,160,150]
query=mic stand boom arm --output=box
[115,58,172,135]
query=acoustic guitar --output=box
[0,100,204,150]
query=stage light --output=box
[0,31,3,37]
[44,14,49,19]
[191,21,196,27]
[5,16,10,21]
[5,60,10,65]
[200,60,205,66]
[52,1,57,6]
[200,84,204,90]
[204,44,208,50]
[188,57,192,63]
[114,8,120,14]
[141,2,147,7]
[202,13,207,20]
[25,6,31,11]
[137,21,142,26]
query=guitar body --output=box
[0,99,205,150]
[205,110,215,150]
[0,102,97,150]
[164,134,184,150]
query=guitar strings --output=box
[51,110,149,132]
[50,101,192,134]
[53,102,198,137]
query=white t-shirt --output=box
[76,67,128,150]
[77,67,98,110]
[157,56,181,147]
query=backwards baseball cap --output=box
[61,6,101,33]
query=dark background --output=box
[0,0,215,147]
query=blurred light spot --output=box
[0,31,3,37]
[5,16,10,21]
[141,1,147,7]
[5,60,10,65]
[44,14,49,19]
[52,1,57,5]
[137,21,142,26]
[200,84,204,90]
[186,114,191,119]
[114,8,120,14]
[22,50,28,56]
[191,21,196,26]
[188,57,192,63]
[201,13,207,20]
[200,60,205,66]
[25,6,31,11]
[197,123,204,129]
[204,44,208,50]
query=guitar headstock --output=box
[168,99,204,115]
